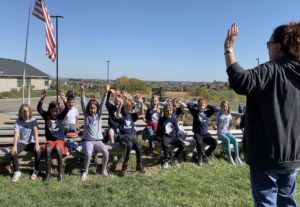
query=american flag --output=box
[33,0,56,62]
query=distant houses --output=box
[0,58,50,92]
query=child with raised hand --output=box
[156,103,185,169]
[37,89,69,182]
[171,97,187,140]
[187,97,218,165]
[80,82,110,181]
[144,95,161,154]
[217,100,243,165]
[105,88,122,144]
[10,104,41,182]
[116,94,145,176]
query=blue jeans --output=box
[218,133,239,157]
[250,166,298,207]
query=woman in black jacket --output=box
[224,22,300,207]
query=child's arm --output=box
[106,90,113,111]
[187,102,197,117]
[173,118,180,136]
[116,96,123,119]
[76,110,80,131]
[37,89,47,119]
[206,105,220,117]
[136,95,144,117]
[97,84,109,118]
[80,82,87,117]
[11,123,20,156]
[58,92,69,119]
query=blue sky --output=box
[0,0,299,82]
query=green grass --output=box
[3,159,298,207]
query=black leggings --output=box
[119,134,142,164]
[161,136,185,160]
[11,143,41,172]
[193,133,217,157]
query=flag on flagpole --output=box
[33,0,56,62]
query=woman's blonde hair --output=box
[18,104,32,121]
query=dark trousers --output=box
[161,135,185,160]
[119,134,142,164]
[193,133,217,157]
[11,143,41,172]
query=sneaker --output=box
[235,157,243,165]
[162,161,169,169]
[101,169,108,176]
[229,156,236,165]
[81,172,88,181]
[197,157,203,166]
[120,162,128,177]
[112,155,118,163]
[170,159,180,167]
[31,170,39,180]
[91,156,97,164]
[12,171,21,182]
[202,155,209,164]
[136,164,145,174]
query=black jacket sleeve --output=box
[226,62,275,97]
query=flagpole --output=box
[50,15,63,102]
[22,0,32,105]
[106,60,110,84]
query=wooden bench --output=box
[0,110,243,163]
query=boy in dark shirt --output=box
[187,97,218,165]
[157,103,185,169]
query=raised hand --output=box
[80,81,84,93]
[116,94,123,105]
[224,23,238,50]
[59,91,66,101]
[106,84,111,92]
[41,89,47,99]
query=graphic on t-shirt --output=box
[47,120,59,133]
[198,112,207,123]
[20,127,30,139]
[165,122,174,134]
[152,112,160,122]
[124,115,133,129]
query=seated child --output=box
[10,104,41,182]
[217,100,243,165]
[80,83,110,181]
[157,103,185,169]
[37,89,69,182]
[171,97,187,140]
[144,95,161,153]
[63,95,79,135]
[116,94,145,176]
[187,97,219,165]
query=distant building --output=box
[0,58,50,92]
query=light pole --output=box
[106,60,110,84]
[50,15,64,102]
[256,58,260,66]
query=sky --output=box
[0,0,299,82]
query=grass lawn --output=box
[3,158,298,207]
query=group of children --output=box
[10,83,243,182]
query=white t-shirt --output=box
[217,113,232,134]
[14,118,38,144]
[63,107,79,125]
